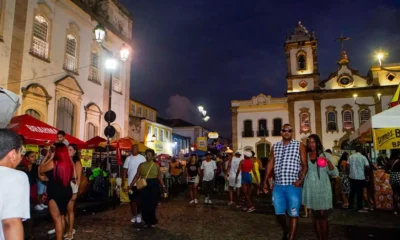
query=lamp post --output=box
[94,24,130,161]
[197,105,210,136]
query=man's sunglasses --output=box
[281,129,293,133]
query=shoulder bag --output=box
[70,162,79,194]
[136,162,155,190]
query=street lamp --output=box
[353,93,382,106]
[376,52,400,73]
[198,105,210,137]
[94,23,130,164]
[151,134,156,142]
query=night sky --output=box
[120,0,400,139]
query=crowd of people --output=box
[1,123,400,240]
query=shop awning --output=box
[84,136,107,149]
[98,137,150,152]
[7,114,85,146]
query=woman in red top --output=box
[235,151,259,212]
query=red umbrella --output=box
[84,136,107,149]
[7,114,85,147]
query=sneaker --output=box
[204,198,209,204]
[228,201,234,206]
[136,214,142,223]
[242,207,248,211]
[48,229,55,235]
[64,229,76,238]
[358,209,368,213]
[394,211,398,215]
[247,206,256,213]
[208,199,212,204]
[236,205,241,209]
[34,205,44,211]
[189,200,195,204]
[194,199,198,204]
[131,217,136,223]
[40,204,48,209]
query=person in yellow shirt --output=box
[250,151,262,198]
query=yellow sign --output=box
[373,128,400,150]
[24,145,39,159]
[80,149,93,168]
[154,140,164,153]
[197,137,207,151]
[208,132,219,139]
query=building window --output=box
[89,51,99,83]
[26,109,40,120]
[342,104,354,132]
[87,122,96,140]
[154,127,158,140]
[257,119,268,137]
[147,125,152,136]
[242,120,253,137]
[299,108,311,134]
[149,111,154,121]
[359,107,371,126]
[131,104,136,116]
[166,130,170,142]
[138,107,142,117]
[112,66,122,93]
[325,106,338,133]
[297,51,306,70]
[64,34,77,72]
[56,97,74,135]
[31,15,49,60]
[160,129,164,142]
[144,109,148,118]
[272,118,282,136]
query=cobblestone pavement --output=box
[29,193,400,240]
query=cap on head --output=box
[243,151,252,158]
[234,151,241,156]
[205,152,212,156]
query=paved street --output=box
[29,193,400,240]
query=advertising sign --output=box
[373,128,400,150]
[197,137,207,151]
[80,149,93,168]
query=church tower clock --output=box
[285,21,319,92]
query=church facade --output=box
[231,22,400,157]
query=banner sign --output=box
[24,144,39,159]
[197,137,207,151]
[373,128,400,150]
[154,140,164,153]
[80,149,93,168]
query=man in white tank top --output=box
[226,151,242,207]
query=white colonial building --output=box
[0,0,133,140]
[231,22,400,155]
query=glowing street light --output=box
[94,24,106,43]
[198,105,204,112]
[203,116,210,122]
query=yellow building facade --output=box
[129,99,157,122]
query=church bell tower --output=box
[285,21,319,92]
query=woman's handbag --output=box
[136,162,155,190]
[70,163,79,194]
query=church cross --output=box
[336,33,350,50]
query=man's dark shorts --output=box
[129,186,141,201]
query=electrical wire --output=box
[0,64,92,87]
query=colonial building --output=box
[172,133,191,155]
[231,22,400,154]
[0,0,133,140]
[128,100,173,155]
[157,118,211,149]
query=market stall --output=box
[350,105,400,211]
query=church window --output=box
[257,119,268,137]
[272,118,282,136]
[338,75,354,87]
[325,106,338,133]
[243,120,253,137]
[299,108,311,134]
[359,107,371,126]
[342,104,354,132]
[296,51,307,71]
